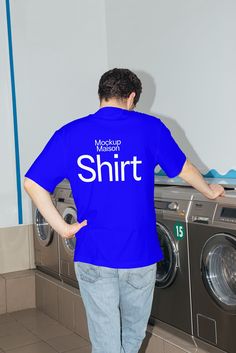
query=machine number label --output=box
[173,222,185,240]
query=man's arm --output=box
[24,177,87,238]
[178,159,225,199]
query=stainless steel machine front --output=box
[188,190,236,353]
[32,194,60,279]
[150,186,194,335]
[54,180,79,289]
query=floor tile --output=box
[149,321,197,353]
[6,341,58,353]
[46,333,90,353]
[66,345,92,353]
[0,320,30,337]
[0,327,40,351]
[164,341,189,353]
[29,321,72,340]
[194,340,227,353]
[0,312,16,325]
[163,333,197,353]
[10,308,57,329]
[140,331,164,353]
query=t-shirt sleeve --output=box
[24,129,67,193]
[155,120,187,178]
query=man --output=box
[24,68,225,353]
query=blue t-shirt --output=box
[25,106,186,268]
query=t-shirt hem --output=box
[73,255,164,268]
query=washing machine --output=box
[32,193,60,279]
[54,180,79,289]
[150,185,194,335]
[188,190,236,353]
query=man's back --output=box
[25,106,186,268]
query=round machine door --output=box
[34,208,54,246]
[156,222,179,288]
[201,233,236,311]
[62,207,77,256]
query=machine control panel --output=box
[189,200,236,228]
[154,198,190,221]
[215,206,236,224]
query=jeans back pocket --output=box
[75,261,100,283]
[127,264,156,289]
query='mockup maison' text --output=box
[95,139,121,152]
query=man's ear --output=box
[130,92,136,101]
[127,92,136,110]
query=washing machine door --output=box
[201,233,236,311]
[34,208,54,246]
[156,222,179,288]
[62,207,77,256]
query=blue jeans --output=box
[74,261,157,353]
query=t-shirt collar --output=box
[92,106,130,120]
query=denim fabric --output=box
[74,261,157,353]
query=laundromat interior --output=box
[0,1,236,353]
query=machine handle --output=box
[192,216,209,224]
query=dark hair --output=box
[98,68,142,106]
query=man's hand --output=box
[208,184,225,199]
[24,178,88,239]
[62,220,88,239]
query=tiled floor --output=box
[0,308,91,353]
[0,308,226,353]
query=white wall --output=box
[105,0,236,177]
[0,0,18,227]
[1,0,108,227]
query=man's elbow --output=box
[24,177,36,191]
[24,177,30,189]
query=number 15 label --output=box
[174,222,185,240]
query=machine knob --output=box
[168,202,179,210]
